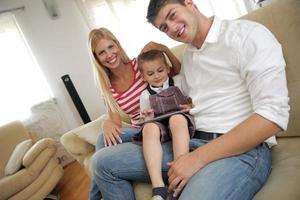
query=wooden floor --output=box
[53,161,91,200]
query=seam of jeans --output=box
[224,147,260,200]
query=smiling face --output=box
[140,58,170,87]
[153,0,199,44]
[94,38,122,70]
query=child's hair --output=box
[137,49,168,71]
[147,0,185,24]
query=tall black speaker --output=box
[61,74,91,124]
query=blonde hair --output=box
[88,27,130,123]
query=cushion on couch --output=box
[4,139,33,176]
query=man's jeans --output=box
[89,127,140,200]
[92,137,271,200]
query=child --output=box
[135,49,195,200]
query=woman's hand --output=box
[141,41,167,53]
[102,120,122,147]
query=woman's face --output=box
[94,38,122,70]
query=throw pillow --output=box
[4,139,33,175]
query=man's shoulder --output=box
[221,19,267,46]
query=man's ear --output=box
[184,0,195,9]
[184,0,194,6]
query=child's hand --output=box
[179,97,193,110]
[140,108,154,121]
[179,103,193,110]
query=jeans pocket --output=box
[237,148,259,170]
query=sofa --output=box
[61,0,300,199]
[0,121,64,200]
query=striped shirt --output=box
[110,59,147,127]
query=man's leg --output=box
[90,128,140,200]
[92,141,174,200]
[179,144,271,200]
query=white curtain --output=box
[75,0,249,58]
[0,13,53,126]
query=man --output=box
[146,0,289,199]
[93,0,289,199]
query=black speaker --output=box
[61,74,91,124]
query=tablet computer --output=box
[136,109,190,126]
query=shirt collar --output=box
[187,16,222,50]
[149,77,170,92]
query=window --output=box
[76,0,248,58]
[0,13,52,125]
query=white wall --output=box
[0,0,106,129]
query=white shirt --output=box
[181,17,290,145]
[140,75,188,112]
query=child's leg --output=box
[142,122,167,199]
[169,114,190,159]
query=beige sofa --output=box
[0,121,64,200]
[61,0,300,199]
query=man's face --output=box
[153,1,198,44]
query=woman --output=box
[88,27,181,200]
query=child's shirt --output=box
[139,75,188,112]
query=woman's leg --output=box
[90,127,140,200]
[169,114,190,159]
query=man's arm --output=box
[168,114,281,196]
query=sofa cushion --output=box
[253,137,300,200]
[4,139,33,176]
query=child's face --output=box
[141,58,170,87]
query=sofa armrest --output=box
[23,138,56,167]
[60,114,108,164]
[0,151,58,200]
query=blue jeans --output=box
[89,127,140,200]
[92,138,271,200]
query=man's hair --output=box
[137,50,167,70]
[147,0,185,24]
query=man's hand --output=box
[168,151,205,197]
[141,41,167,53]
[102,120,122,147]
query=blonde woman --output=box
[88,27,181,200]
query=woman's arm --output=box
[142,42,181,76]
